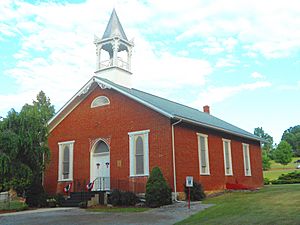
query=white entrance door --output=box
[91,140,110,191]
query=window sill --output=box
[129,174,149,178]
[225,174,233,176]
[58,179,73,182]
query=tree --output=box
[0,91,55,199]
[282,125,300,156]
[254,127,274,154]
[262,150,271,171]
[273,141,293,166]
[254,127,273,170]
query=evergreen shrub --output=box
[145,167,172,208]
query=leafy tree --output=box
[273,141,293,166]
[254,127,274,154]
[254,127,273,170]
[282,125,300,156]
[262,150,271,171]
[145,167,172,207]
[0,91,55,199]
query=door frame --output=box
[90,139,110,186]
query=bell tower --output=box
[94,9,134,88]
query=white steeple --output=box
[94,9,134,88]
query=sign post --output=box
[186,176,193,209]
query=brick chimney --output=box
[203,105,210,114]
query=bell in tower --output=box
[94,9,134,88]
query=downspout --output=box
[171,119,182,202]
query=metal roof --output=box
[102,9,128,41]
[94,76,261,141]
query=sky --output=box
[0,0,300,144]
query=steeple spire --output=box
[94,9,134,88]
[102,8,128,41]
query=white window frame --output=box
[197,133,210,175]
[91,96,110,108]
[58,140,75,181]
[242,143,252,176]
[128,130,150,177]
[222,139,233,176]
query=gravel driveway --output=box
[0,202,213,225]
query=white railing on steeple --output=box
[100,58,129,71]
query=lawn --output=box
[0,201,28,212]
[264,157,300,180]
[87,207,149,213]
[177,184,300,225]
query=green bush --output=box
[271,171,300,184]
[120,191,138,206]
[108,189,138,206]
[78,201,87,208]
[145,167,172,208]
[264,178,271,185]
[25,179,47,207]
[184,181,206,201]
[109,189,122,206]
[53,193,65,207]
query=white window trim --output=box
[58,140,75,182]
[128,130,150,177]
[197,133,210,175]
[91,96,110,108]
[243,143,252,176]
[222,138,233,176]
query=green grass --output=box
[269,157,300,169]
[86,207,150,213]
[263,157,300,180]
[0,201,28,211]
[263,169,297,180]
[177,184,300,225]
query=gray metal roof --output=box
[102,9,128,41]
[95,77,261,141]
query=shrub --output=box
[108,189,138,206]
[78,201,87,208]
[120,191,138,206]
[184,181,206,201]
[25,179,47,207]
[145,167,172,208]
[264,178,270,185]
[53,193,65,207]
[109,189,122,206]
[271,171,300,184]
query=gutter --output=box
[173,116,263,143]
[171,119,182,202]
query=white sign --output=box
[186,176,193,187]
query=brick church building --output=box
[44,9,263,198]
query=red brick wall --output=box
[44,85,263,195]
[174,123,263,192]
[44,86,173,194]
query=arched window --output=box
[135,136,144,175]
[94,140,109,154]
[91,96,110,108]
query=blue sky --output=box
[1,0,300,143]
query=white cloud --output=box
[251,72,264,79]
[191,81,272,107]
[215,55,240,68]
